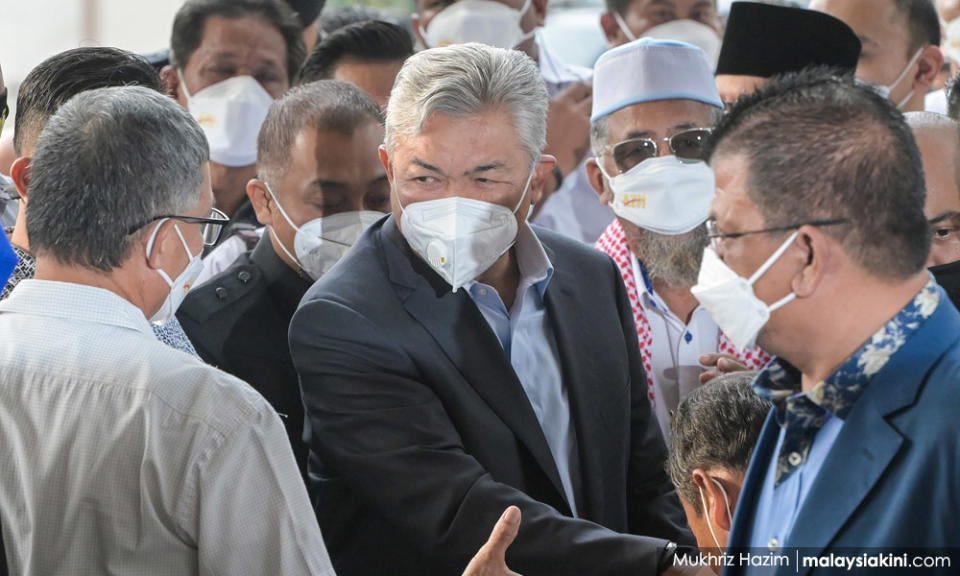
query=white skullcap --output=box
[591,38,723,123]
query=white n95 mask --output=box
[265,182,384,280]
[398,170,533,292]
[420,0,535,49]
[690,232,798,351]
[598,155,715,236]
[148,222,205,325]
[178,72,273,167]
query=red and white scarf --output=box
[595,219,771,409]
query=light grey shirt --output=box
[0,279,334,576]
[465,226,581,516]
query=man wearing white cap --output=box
[589,39,769,438]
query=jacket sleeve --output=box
[290,294,673,576]
[607,255,697,547]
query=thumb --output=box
[483,506,521,561]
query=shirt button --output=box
[238,270,251,284]
[215,286,228,300]
[769,537,779,551]
[788,452,803,466]
[478,288,487,296]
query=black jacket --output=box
[289,216,693,576]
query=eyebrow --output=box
[411,158,444,175]
[929,211,960,224]
[468,162,506,174]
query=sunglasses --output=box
[602,128,712,173]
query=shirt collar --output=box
[753,275,940,485]
[514,225,554,299]
[0,279,155,336]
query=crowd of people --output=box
[0,0,958,574]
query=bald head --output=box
[907,111,960,266]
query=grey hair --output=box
[667,371,772,515]
[27,85,209,272]
[385,43,548,165]
[590,103,724,158]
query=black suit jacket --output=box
[289,216,693,576]
[178,237,313,477]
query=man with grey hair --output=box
[590,39,769,439]
[667,371,771,559]
[0,85,335,575]
[289,43,694,576]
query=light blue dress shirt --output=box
[465,226,580,517]
[747,413,844,559]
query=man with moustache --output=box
[589,39,769,438]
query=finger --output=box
[483,506,521,562]
[556,81,592,103]
[698,353,738,366]
[717,358,747,373]
[699,370,718,385]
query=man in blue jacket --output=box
[694,68,960,575]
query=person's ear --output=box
[144,220,178,272]
[247,178,274,228]
[410,13,427,47]
[379,145,394,186]
[692,469,733,534]
[914,45,945,93]
[160,65,185,105]
[585,157,613,205]
[530,0,548,27]
[9,156,30,203]
[530,154,557,207]
[600,12,625,46]
[790,225,829,299]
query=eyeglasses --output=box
[600,128,712,173]
[706,218,850,248]
[128,207,229,246]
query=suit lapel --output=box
[379,218,571,511]
[543,256,610,519]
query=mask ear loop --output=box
[746,230,799,311]
[263,181,305,270]
[613,11,638,41]
[888,47,925,108]
[145,218,176,288]
[699,477,733,552]
[176,70,193,100]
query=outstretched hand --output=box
[461,506,523,576]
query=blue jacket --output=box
[724,292,960,575]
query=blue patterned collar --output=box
[753,276,940,485]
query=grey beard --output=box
[634,225,709,287]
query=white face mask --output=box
[860,48,923,110]
[616,17,721,68]
[398,170,534,292]
[265,182,384,280]
[419,0,536,50]
[690,231,798,351]
[598,155,715,236]
[698,477,733,551]
[147,222,205,325]
[178,72,273,167]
